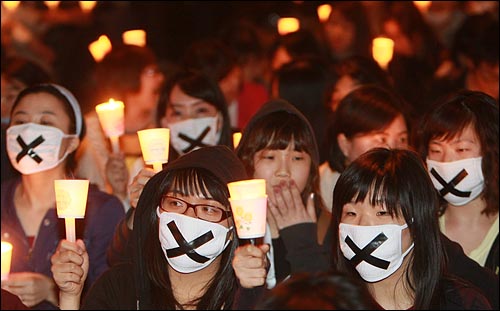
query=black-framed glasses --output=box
[160,195,232,223]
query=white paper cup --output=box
[1,241,13,281]
[95,99,125,138]
[229,195,267,239]
[137,128,170,165]
[54,179,89,218]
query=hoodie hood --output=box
[132,145,247,309]
[239,98,319,163]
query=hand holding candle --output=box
[55,180,89,242]
[138,128,170,173]
[95,99,125,153]
[228,179,267,241]
[1,241,13,281]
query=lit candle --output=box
[79,1,97,13]
[122,29,146,47]
[2,1,21,11]
[88,35,112,62]
[137,128,170,173]
[372,37,394,70]
[413,1,431,14]
[317,4,332,23]
[95,98,125,153]
[54,180,89,242]
[232,132,242,149]
[1,241,13,281]
[277,17,300,36]
[228,179,267,240]
[44,1,60,9]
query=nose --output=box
[382,139,394,149]
[275,157,291,178]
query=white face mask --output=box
[339,223,414,282]
[426,157,484,206]
[168,114,222,155]
[157,208,232,273]
[6,123,77,175]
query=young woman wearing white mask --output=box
[1,84,124,309]
[106,70,234,214]
[158,70,233,160]
[331,148,491,310]
[416,90,499,275]
[51,146,262,310]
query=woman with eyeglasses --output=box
[50,146,260,310]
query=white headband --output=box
[49,84,83,136]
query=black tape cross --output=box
[15,135,45,163]
[165,220,214,263]
[178,127,211,153]
[430,168,471,198]
[345,233,390,269]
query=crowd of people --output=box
[1,1,498,310]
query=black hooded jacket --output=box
[87,146,249,309]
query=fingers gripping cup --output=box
[228,179,267,240]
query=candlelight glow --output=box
[79,1,97,13]
[1,241,12,281]
[88,35,112,62]
[122,29,146,47]
[228,179,266,200]
[413,1,431,13]
[95,99,125,138]
[317,4,332,23]
[277,17,300,35]
[44,1,60,9]
[372,37,394,70]
[2,1,21,11]
[232,132,242,149]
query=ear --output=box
[66,136,81,154]
[337,133,351,158]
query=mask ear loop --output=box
[215,112,224,136]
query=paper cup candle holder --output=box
[54,179,89,242]
[1,241,13,281]
[228,179,267,240]
[137,128,170,173]
[95,98,125,153]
